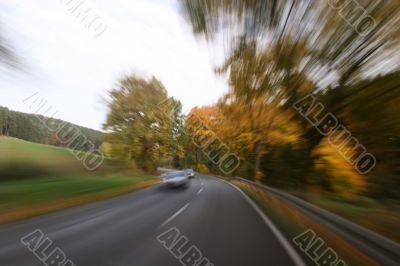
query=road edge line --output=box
[219,178,306,266]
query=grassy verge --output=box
[0,175,159,224]
[295,194,400,243]
[0,137,160,223]
[232,180,380,266]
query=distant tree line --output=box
[0,106,102,151]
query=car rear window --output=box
[165,171,185,178]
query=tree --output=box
[180,0,400,151]
[179,1,400,198]
[103,75,183,171]
[185,106,220,172]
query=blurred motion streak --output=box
[0,21,19,69]
[329,0,377,36]
[179,0,400,199]
[293,93,376,174]
[0,1,399,265]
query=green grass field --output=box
[0,136,158,223]
[0,175,155,209]
[0,136,88,161]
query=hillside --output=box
[0,106,103,151]
[0,136,102,179]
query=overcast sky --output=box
[0,0,228,130]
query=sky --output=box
[0,0,228,130]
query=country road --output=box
[0,174,303,266]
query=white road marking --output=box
[197,187,204,195]
[158,202,191,229]
[219,179,306,266]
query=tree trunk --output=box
[253,142,262,182]
[195,149,200,171]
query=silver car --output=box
[162,171,190,187]
[185,169,195,178]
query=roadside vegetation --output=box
[0,175,157,224]
[0,136,158,223]
[177,1,400,201]
[295,191,400,243]
[234,180,379,266]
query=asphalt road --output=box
[0,174,303,266]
